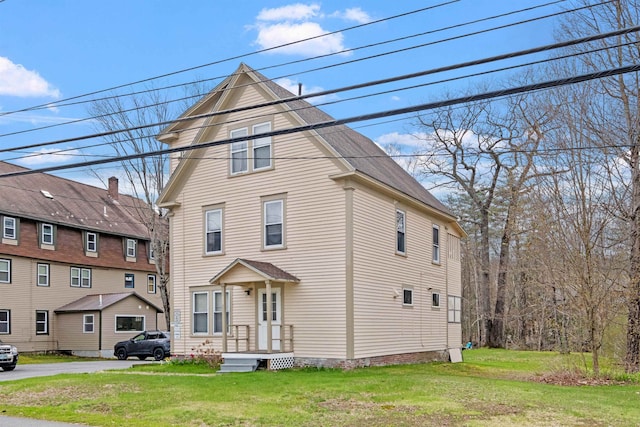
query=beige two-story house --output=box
[157,63,465,370]
[0,161,166,357]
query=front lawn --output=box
[1,349,639,426]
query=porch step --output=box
[219,357,260,373]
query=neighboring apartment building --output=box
[0,161,166,357]
[157,63,465,370]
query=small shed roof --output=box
[55,292,164,313]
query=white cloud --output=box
[391,95,401,102]
[0,57,60,98]
[330,7,372,24]
[376,132,426,148]
[257,3,321,21]
[255,22,347,56]
[16,147,81,166]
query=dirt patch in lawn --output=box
[2,383,138,407]
[529,369,625,386]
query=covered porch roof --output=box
[209,258,300,286]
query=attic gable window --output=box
[396,209,406,255]
[229,121,273,175]
[3,216,16,240]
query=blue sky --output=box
[0,0,562,186]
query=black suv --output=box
[114,330,170,361]
[0,339,18,371]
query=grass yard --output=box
[1,349,639,426]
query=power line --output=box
[0,0,461,118]
[0,0,582,142]
[2,23,636,159]
[1,62,638,179]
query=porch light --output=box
[245,288,252,296]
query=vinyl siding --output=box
[168,78,348,359]
[351,184,452,358]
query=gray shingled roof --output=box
[250,65,452,216]
[0,161,150,238]
[54,292,164,313]
[210,258,299,284]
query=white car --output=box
[0,339,18,371]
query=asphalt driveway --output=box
[0,360,153,426]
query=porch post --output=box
[266,279,272,353]
[221,282,228,353]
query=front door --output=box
[258,288,281,351]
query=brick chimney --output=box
[108,177,119,200]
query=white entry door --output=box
[258,288,281,351]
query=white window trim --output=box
[83,314,95,333]
[396,209,406,255]
[125,273,135,289]
[230,127,249,175]
[402,288,413,306]
[41,223,54,246]
[37,263,50,287]
[86,232,97,252]
[192,292,209,335]
[205,209,223,255]
[71,267,91,288]
[36,310,48,335]
[147,274,157,294]
[3,216,16,240]
[252,122,272,171]
[432,292,441,308]
[0,259,10,284]
[114,315,145,333]
[126,239,137,258]
[263,199,284,249]
[432,224,440,264]
[213,290,230,334]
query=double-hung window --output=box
[126,239,137,258]
[403,288,413,306]
[432,292,441,308]
[432,225,440,264]
[213,290,230,334]
[205,209,223,254]
[396,209,406,254]
[147,274,156,294]
[71,267,91,288]
[37,263,50,287]
[125,273,135,289]
[230,128,249,174]
[36,310,48,335]
[0,310,9,334]
[193,292,209,334]
[252,122,272,170]
[0,259,10,283]
[448,296,461,323]
[3,217,16,240]
[84,314,94,333]
[41,223,54,246]
[264,199,284,249]
[86,232,97,253]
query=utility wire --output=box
[1,24,636,157]
[0,0,461,117]
[0,0,567,118]
[1,62,638,179]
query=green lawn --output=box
[1,349,639,426]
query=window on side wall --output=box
[396,209,406,254]
[205,209,223,254]
[403,288,413,306]
[86,232,97,253]
[448,296,462,323]
[41,223,54,246]
[3,216,16,240]
[263,199,284,249]
[0,310,10,334]
[213,290,230,333]
[125,273,134,289]
[0,259,10,283]
[37,263,50,287]
[193,292,209,334]
[70,267,91,288]
[115,315,144,332]
[147,274,156,294]
[432,225,440,264]
[252,122,272,170]
[432,292,440,308]
[84,314,95,333]
[126,239,137,259]
[36,310,48,335]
